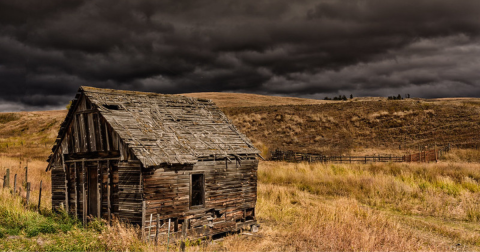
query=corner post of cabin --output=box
[97,160,101,219]
[142,200,146,241]
[62,154,69,214]
[107,160,111,225]
[140,162,145,241]
[82,159,86,227]
[74,162,78,218]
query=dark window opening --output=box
[191,174,204,207]
[103,104,121,110]
[246,208,255,221]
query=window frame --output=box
[189,172,205,209]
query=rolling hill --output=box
[1,94,480,160]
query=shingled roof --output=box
[50,86,259,167]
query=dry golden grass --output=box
[167,159,480,251]
[2,156,479,251]
[223,99,480,155]
[0,156,51,209]
[0,110,65,160]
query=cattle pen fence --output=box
[270,145,451,164]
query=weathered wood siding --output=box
[143,157,258,238]
[51,93,131,215]
[117,160,143,224]
[49,87,259,237]
[51,165,66,210]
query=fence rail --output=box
[270,145,450,164]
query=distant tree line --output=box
[324,94,353,101]
[387,94,410,100]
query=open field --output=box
[2,152,480,251]
[1,93,480,251]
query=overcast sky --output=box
[0,0,479,111]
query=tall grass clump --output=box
[0,188,75,242]
[441,148,480,163]
[0,188,150,251]
[211,184,448,251]
[256,161,480,248]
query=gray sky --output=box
[1,0,479,111]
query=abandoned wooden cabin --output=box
[46,86,260,238]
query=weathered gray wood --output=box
[182,218,187,238]
[13,174,16,194]
[5,169,9,188]
[38,180,42,212]
[82,160,86,227]
[74,162,78,217]
[97,161,101,219]
[24,166,28,187]
[142,201,146,240]
[62,154,69,214]
[26,182,30,208]
[155,214,160,245]
[46,87,260,239]
[107,160,111,225]
[148,214,153,242]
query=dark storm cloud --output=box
[0,0,479,111]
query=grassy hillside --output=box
[223,99,480,155]
[0,111,65,160]
[2,96,480,160]
[181,92,330,107]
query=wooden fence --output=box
[270,145,450,164]
[1,167,43,211]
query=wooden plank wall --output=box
[51,94,128,214]
[117,161,143,224]
[143,157,258,239]
[51,165,66,210]
[64,160,119,221]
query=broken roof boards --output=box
[48,86,259,169]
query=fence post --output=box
[155,214,160,246]
[38,180,42,212]
[148,214,153,242]
[5,169,9,188]
[167,218,171,252]
[2,175,5,188]
[26,182,31,208]
[13,174,17,194]
[142,201,146,241]
[24,166,28,187]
